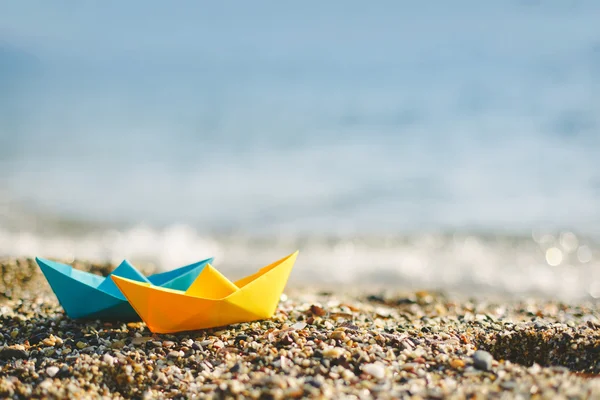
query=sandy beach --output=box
[0,258,599,399]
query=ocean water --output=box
[1,1,600,298]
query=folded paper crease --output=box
[111,251,298,333]
[36,256,214,321]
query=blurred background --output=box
[1,1,599,299]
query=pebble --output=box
[291,322,307,330]
[39,379,53,390]
[450,359,466,369]
[46,366,59,377]
[155,372,168,384]
[330,330,346,341]
[362,363,386,379]
[500,380,517,390]
[168,350,184,359]
[472,350,494,371]
[322,347,345,358]
[29,333,45,345]
[401,363,418,372]
[41,337,56,347]
[310,305,327,316]
[131,336,152,345]
[0,347,29,360]
[59,365,70,377]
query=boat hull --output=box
[112,252,298,333]
[36,257,214,321]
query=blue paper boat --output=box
[35,256,214,321]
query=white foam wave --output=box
[1,225,599,300]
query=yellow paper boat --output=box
[111,251,298,333]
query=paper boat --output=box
[111,251,298,333]
[35,256,214,321]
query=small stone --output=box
[155,372,169,384]
[168,365,182,375]
[111,340,125,349]
[362,363,386,380]
[58,365,70,378]
[528,363,542,374]
[103,354,114,364]
[230,380,245,394]
[500,380,517,390]
[281,334,294,345]
[181,346,193,357]
[307,379,322,388]
[0,347,29,360]
[310,305,327,316]
[450,359,465,369]
[162,341,175,348]
[534,321,547,330]
[322,347,345,358]
[29,333,45,345]
[76,341,87,349]
[46,366,59,377]
[284,386,304,398]
[131,337,153,345]
[472,350,494,371]
[330,331,346,341]
[339,322,359,331]
[39,379,53,390]
[341,369,355,382]
[291,322,307,330]
[401,363,417,372]
[168,350,184,358]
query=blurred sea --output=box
[1,1,600,298]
